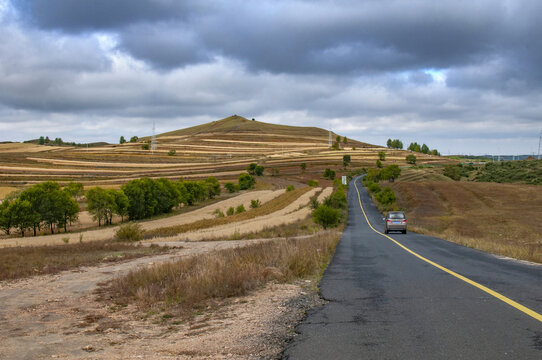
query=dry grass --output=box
[389,181,542,263]
[0,241,168,281]
[0,186,18,200]
[103,232,340,315]
[146,187,312,238]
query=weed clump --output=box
[115,222,144,242]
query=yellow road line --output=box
[353,178,542,323]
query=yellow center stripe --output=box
[353,178,542,323]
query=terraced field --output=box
[0,115,446,190]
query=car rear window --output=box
[389,213,405,219]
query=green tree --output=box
[444,164,461,181]
[336,135,341,144]
[300,163,307,172]
[87,187,115,226]
[376,187,396,205]
[386,139,393,148]
[141,143,150,150]
[421,144,429,154]
[129,136,139,143]
[238,173,255,190]
[343,155,351,167]
[204,177,221,198]
[312,205,340,229]
[10,199,38,237]
[224,182,238,193]
[376,159,382,168]
[378,151,386,161]
[64,181,84,200]
[34,181,65,234]
[168,149,176,156]
[120,136,127,144]
[113,190,129,222]
[380,165,402,182]
[406,154,417,165]
[343,137,348,144]
[0,200,13,235]
[57,191,80,232]
[391,139,403,149]
[38,136,45,145]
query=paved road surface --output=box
[283,177,542,359]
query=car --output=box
[384,211,407,234]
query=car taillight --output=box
[403,220,407,223]
[387,220,391,223]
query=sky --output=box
[1,0,541,155]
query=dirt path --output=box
[0,190,284,248]
[0,238,321,359]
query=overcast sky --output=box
[1,0,541,155]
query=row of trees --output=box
[0,182,80,236]
[119,136,140,144]
[407,142,440,156]
[386,139,403,149]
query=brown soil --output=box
[0,239,322,359]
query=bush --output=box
[375,187,396,205]
[367,182,382,193]
[286,185,295,192]
[444,164,461,180]
[378,151,386,161]
[376,159,382,168]
[115,222,144,242]
[224,182,238,193]
[250,199,261,208]
[307,180,319,187]
[168,149,176,156]
[226,207,235,216]
[235,204,246,214]
[323,168,336,180]
[310,198,320,210]
[141,144,150,150]
[238,173,255,190]
[312,205,341,229]
[406,154,417,164]
[213,209,225,218]
[327,189,347,209]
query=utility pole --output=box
[151,120,157,154]
[538,130,541,160]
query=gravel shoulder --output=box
[0,238,323,359]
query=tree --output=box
[129,136,139,143]
[10,199,37,237]
[168,149,176,156]
[378,151,386,161]
[390,139,403,149]
[87,187,115,226]
[64,181,84,200]
[38,136,45,145]
[343,155,351,167]
[421,144,429,154]
[386,139,393,148]
[120,136,127,144]
[380,165,401,182]
[113,190,129,222]
[376,159,383,168]
[300,163,307,172]
[254,165,264,176]
[141,143,150,150]
[0,200,13,235]
[343,137,348,144]
[406,154,417,164]
[336,135,341,144]
[376,187,396,205]
[57,191,80,232]
[204,177,221,198]
[444,164,461,181]
[312,205,340,229]
[34,181,65,234]
[224,182,238,193]
[238,173,255,190]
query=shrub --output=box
[378,151,386,161]
[406,154,417,164]
[323,168,336,180]
[115,222,144,242]
[375,187,396,205]
[376,159,382,168]
[444,164,461,181]
[367,181,382,193]
[235,204,246,214]
[343,155,351,167]
[168,149,176,156]
[224,182,238,193]
[312,205,341,229]
[286,185,295,192]
[238,173,255,190]
[307,180,319,187]
[250,199,261,208]
[226,207,235,216]
[213,209,225,218]
[310,198,320,210]
[327,190,347,210]
[141,144,150,150]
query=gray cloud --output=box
[1,0,541,155]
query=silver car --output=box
[385,211,407,234]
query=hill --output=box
[0,115,447,189]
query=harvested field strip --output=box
[146,187,313,238]
[0,241,167,281]
[26,157,210,168]
[104,232,340,314]
[174,187,319,241]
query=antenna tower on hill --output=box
[151,120,157,153]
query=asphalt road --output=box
[283,177,542,359]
